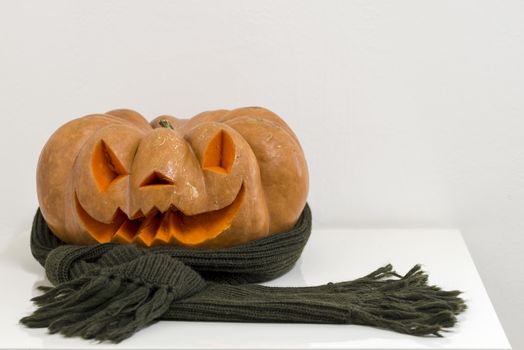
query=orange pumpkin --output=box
[37,107,308,248]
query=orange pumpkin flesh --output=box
[202,130,235,175]
[92,141,128,192]
[37,107,308,248]
[76,184,245,246]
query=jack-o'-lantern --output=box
[37,107,308,248]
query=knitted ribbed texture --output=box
[31,205,311,285]
[21,204,467,343]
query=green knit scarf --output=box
[21,204,466,343]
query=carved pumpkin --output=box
[37,107,308,248]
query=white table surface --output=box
[0,228,510,350]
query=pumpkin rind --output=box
[37,107,308,248]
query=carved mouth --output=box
[75,185,245,247]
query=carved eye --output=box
[140,171,175,187]
[92,141,128,192]
[202,130,235,174]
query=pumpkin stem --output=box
[159,119,174,130]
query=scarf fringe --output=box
[21,264,465,342]
[21,272,175,343]
[333,264,466,336]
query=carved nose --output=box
[128,128,206,217]
[140,171,175,188]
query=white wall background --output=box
[0,0,523,347]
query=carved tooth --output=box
[129,209,145,220]
[133,214,161,247]
[112,219,140,244]
[152,211,173,245]
[140,204,162,219]
[145,206,160,218]
[75,194,125,243]
[154,202,172,214]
